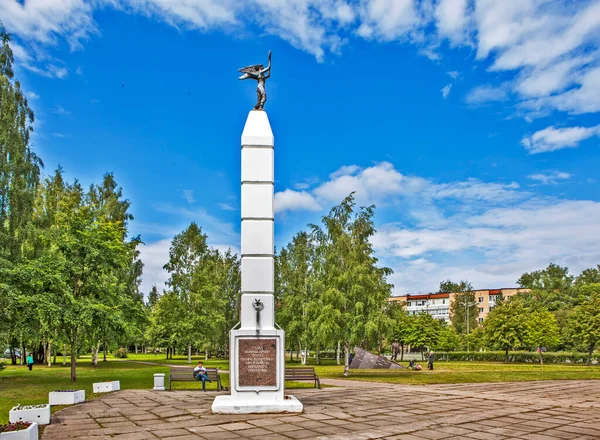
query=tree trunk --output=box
[400,344,404,362]
[343,341,350,377]
[53,348,57,365]
[316,345,321,365]
[504,347,509,363]
[205,349,210,360]
[47,340,52,367]
[166,347,169,360]
[135,344,138,354]
[587,345,594,366]
[91,340,100,367]
[539,349,544,365]
[9,346,16,365]
[378,339,382,355]
[21,341,25,366]
[421,350,424,361]
[42,336,48,366]
[187,344,192,364]
[336,341,341,366]
[70,329,78,382]
[62,344,67,366]
[103,342,107,362]
[299,341,306,366]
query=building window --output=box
[479,308,484,314]
[479,297,484,303]
[442,299,447,304]
[479,318,484,323]
[408,302,412,307]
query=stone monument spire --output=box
[212,56,302,413]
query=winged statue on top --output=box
[238,51,271,110]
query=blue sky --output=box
[3,0,600,295]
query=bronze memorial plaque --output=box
[238,338,277,387]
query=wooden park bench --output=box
[169,367,225,391]
[285,367,321,389]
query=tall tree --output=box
[277,232,315,365]
[484,297,528,362]
[0,25,43,362]
[148,285,160,308]
[406,312,442,358]
[518,263,575,310]
[568,284,600,366]
[524,309,560,364]
[309,194,393,376]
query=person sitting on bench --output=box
[193,361,212,391]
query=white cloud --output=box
[75,66,83,76]
[51,132,66,138]
[3,0,600,123]
[52,104,70,115]
[218,202,236,211]
[521,124,600,154]
[441,83,452,99]
[527,171,571,185]
[375,199,600,294]
[356,0,419,41]
[182,189,195,204]
[138,238,171,295]
[26,91,39,100]
[465,84,508,104]
[274,189,321,213]
[430,179,523,203]
[139,238,239,295]
[313,162,428,206]
[434,0,470,46]
[447,71,459,79]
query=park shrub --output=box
[434,351,599,363]
[0,361,5,372]
[113,347,128,358]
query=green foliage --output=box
[436,325,461,351]
[568,284,600,365]
[432,351,600,363]
[0,361,5,372]
[146,223,240,360]
[113,348,128,358]
[484,297,528,360]
[407,312,442,351]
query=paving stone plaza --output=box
[42,379,600,439]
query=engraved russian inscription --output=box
[238,338,277,387]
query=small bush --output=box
[113,347,128,358]
[0,362,5,372]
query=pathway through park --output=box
[42,379,600,439]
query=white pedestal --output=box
[0,422,38,439]
[9,405,50,425]
[93,381,120,393]
[153,374,166,391]
[212,395,303,414]
[49,390,85,405]
[212,110,302,414]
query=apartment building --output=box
[387,288,530,324]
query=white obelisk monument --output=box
[211,110,302,414]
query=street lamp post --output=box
[460,299,478,352]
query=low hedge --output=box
[433,351,599,363]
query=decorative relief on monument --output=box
[238,338,277,387]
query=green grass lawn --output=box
[303,358,600,385]
[2,355,600,425]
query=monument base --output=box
[211,394,303,414]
